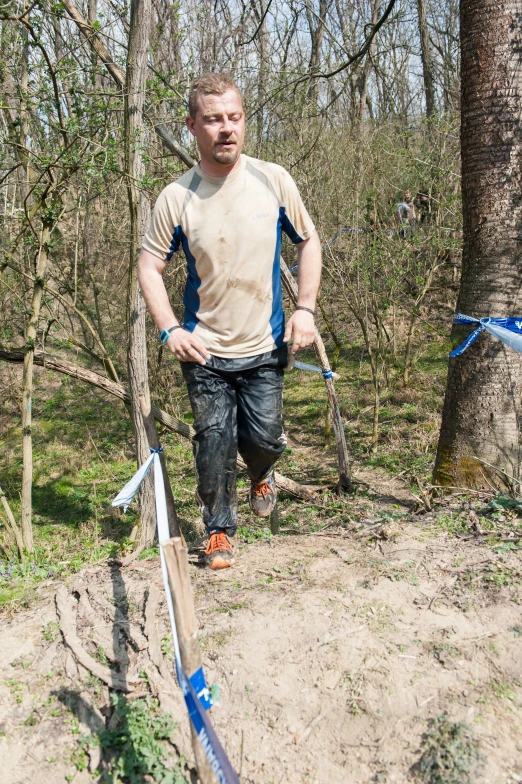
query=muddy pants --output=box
[181,348,287,535]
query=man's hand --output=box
[167,328,211,365]
[283,310,315,354]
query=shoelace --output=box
[253,480,273,499]
[205,532,231,555]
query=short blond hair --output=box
[188,72,243,119]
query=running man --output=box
[138,72,322,569]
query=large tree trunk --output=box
[433,0,522,490]
[416,0,436,118]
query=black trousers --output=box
[181,348,287,535]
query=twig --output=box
[296,712,325,744]
[0,484,25,560]
[309,625,365,652]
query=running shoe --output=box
[204,530,235,570]
[249,472,277,518]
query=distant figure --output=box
[367,209,379,231]
[415,186,433,225]
[394,190,417,238]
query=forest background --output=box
[0,0,461,579]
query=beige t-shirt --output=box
[142,154,315,358]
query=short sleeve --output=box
[277,168,315,245]
[142,186,179,261]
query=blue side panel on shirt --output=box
[279,206,304,245]
[167,225,200,332]
[270,209,286,347]
[166,225,182,261]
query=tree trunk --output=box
[125,0,161,546]
[433,0,522,490]
[305,0,329,106]
[417,0,436,118]
[358,0,380,130]
[21,224,52,551]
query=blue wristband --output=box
[159,325,183,344]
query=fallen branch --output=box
[0,348,317,502]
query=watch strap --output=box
[159,325,183,344]
[295,306,315,316]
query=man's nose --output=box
[220,116,233,133]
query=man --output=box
[394,189,417,238]
[138,73,321,570]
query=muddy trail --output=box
[1,478,522,784]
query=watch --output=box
[159,325,183,344]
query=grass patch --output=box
[413,713,482,783]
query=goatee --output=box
[212,147,240,165]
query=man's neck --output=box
[198,155,243,179]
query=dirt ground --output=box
[1,476,522,784]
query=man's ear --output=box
[185,115,196,137]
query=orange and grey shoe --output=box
[249,471,277,518]
[205,530,235,570]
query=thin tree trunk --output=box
[417,0,436,117]
[21,225,52,552]
[358,0,380,130]
[433,0,522,490]
[125,0,165,547]
[124,8,152,481]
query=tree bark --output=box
[358,0,380,130]
[416,0,436,118]
[305,0,329,106]
[125,0,162,546]
[20,224,52,552]
[433,0,522,490]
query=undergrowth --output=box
[77,695,188,783]
[413,713,482,784]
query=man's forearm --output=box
[296,231,322,310]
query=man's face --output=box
[186,89,245,171]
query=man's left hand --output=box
[284,310,315,354]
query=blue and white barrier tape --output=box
[451,313,522,357]
[294,360,339,380]
[112,446,239,784]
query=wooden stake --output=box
[162,537,216,784]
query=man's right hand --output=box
[167,328,211,365]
